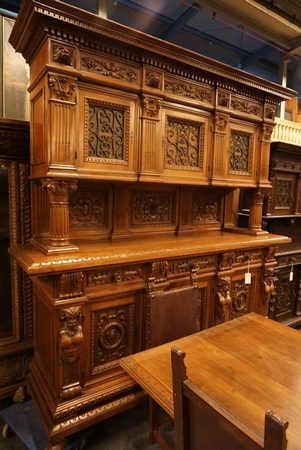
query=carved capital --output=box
[48,75,77,101]
[142,95,162,119]
[214,113,229,133]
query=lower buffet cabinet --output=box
[9,231,290,448]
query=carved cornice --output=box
[10,0,295,102]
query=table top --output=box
[120,313,301,449]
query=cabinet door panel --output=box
[77,90,139,181]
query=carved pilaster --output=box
[215,276,232,325]
[41,179,78,250]
[59,306,83,401]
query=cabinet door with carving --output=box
[160,106,211,185]
[76,89,139,181]
[225,120,258,187]
[270,172,297,215]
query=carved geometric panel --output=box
[130,189,177,227]
[274,180,291,208]
[165,116,204,170]
[69,186,110,230]
[193,190,221,224]
[91,302,135,374]
[85,99,130,164]
[229,130,253,175]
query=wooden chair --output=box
[146,267,200,449]
[171,347,289,450]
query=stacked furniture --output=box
[8,0,294,448]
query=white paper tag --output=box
[245,272,251,285]
[289,271,294,282]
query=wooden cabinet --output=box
[239,142,301,327]
[0,118,32,399]
[8,1,295,448]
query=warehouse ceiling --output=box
[1,0,301,98]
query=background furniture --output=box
[8,0,294,448]
[239,141,301,327]
[0,118,32,400]
[172,347,288,450]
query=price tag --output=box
[245,272,251,284]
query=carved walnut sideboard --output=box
[8,0,295,448]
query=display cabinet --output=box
[8,1,294,448]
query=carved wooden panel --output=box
[90,299,135,377]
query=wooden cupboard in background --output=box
[239,141,301,327]
[8,0,295,448]
[0,118,32,399]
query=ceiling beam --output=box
[192,0,292,49]
[159,2,201,39]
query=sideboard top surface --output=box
[9,231,291,275]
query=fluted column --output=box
[248,189,264,232]
[41,179,77,248]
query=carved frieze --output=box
[229,130,253,175]
[164,77,213,103]
[231,96,260,116]
[81,54,138,83]
[86,98,130,164]
[69,187,110,230]
[219,252,236,271]
[165,116,204,170]
[87,266,142,287]
[131,189,176,227]
[48,75,76,102]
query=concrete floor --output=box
[0,397,175,450]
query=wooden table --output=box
[120,313,301,449]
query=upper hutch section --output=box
[9,0,294,190]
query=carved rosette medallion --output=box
[231,281,250,319]
[96,309,126,364]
